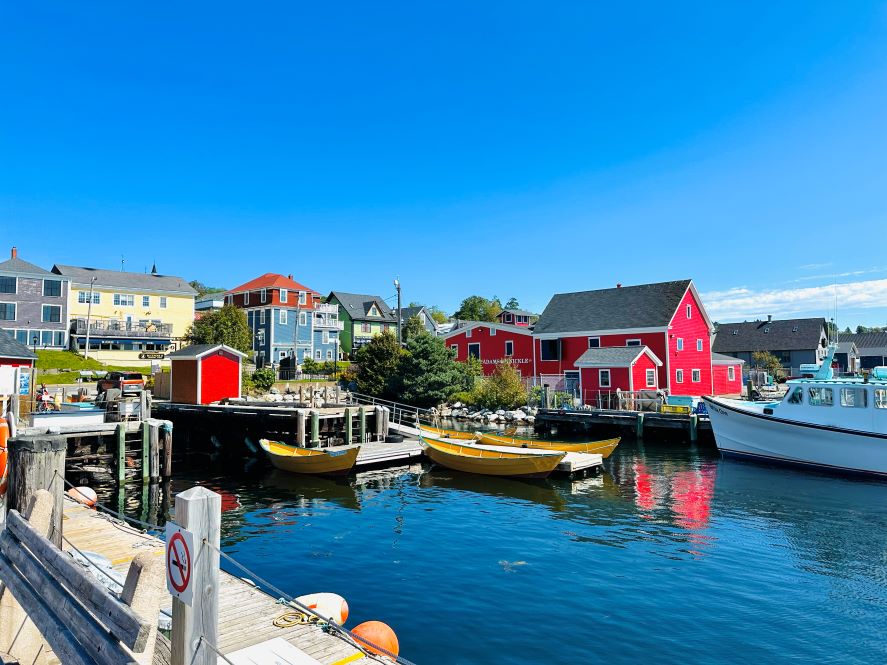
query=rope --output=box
[195,635,236,665]
[54,470,165,533]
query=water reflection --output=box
[419,469,568,513]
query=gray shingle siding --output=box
[0,269,70,349]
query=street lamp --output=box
[393,277,402,346]
[32,335,38,355]
[83,276,97,360]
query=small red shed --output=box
[168,344,246,405]
[574,345,663,403]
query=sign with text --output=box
[165,522,195,606]
[18,369,30,396]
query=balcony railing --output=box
[313,316,344,330]
[72,318,174,338]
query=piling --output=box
[141,422,151,482]
[116,423,127,485]
[296,409,306,446]
[689,414,698,442]
[7,435,66,547]
[636,413,644,439]
[344,407,352,444]
[309,410,320,447]
[149,422,161,481]
[374,405,384,441]
[358,406,366,444]
[161,422,173,478]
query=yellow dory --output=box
[420,435,565,479]
[259,439,360,476]
[418,424,477,440]
[476,433,621,458]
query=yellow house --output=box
[52,264,197,367]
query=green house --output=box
[327,291,398,357]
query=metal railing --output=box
[580,389,665,412]
[72,318,173,338]
[348,392,434,429]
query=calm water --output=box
[144,440,887,664]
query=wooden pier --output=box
[534,408,713,443]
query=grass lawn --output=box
[35,350,155,384]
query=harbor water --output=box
[141,439,887,664]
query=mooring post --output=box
[382,406,390,438]
[296,409,306,446]
[116,423,127,485]
[636,413,644,440]
[170,486,221,665]
[139,390,148,422]
[689,414,698,443]
[746,379,755,401]
[161,421,173,478]
[358,406,366,444]
[7,436,66,547]
[141,422,150,482]
[344,407,352,444]
[373,405,384,442]
[149,421,161,481]
[309,410,320,447]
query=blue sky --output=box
[2,2,886,326]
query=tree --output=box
[472,364,527,409]
[454,295,501,322]
[505,297,520,310]
[430,308,448,325]
[185,304,252,354]
[189,280,226,298]
[402,315,428,344]
[399,334,467,408]
[751,350,783,375]
[355,331,403,398]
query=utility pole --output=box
[83,276,97,359]
[394,278,402,346]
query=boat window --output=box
[807,387,834,406]
[840,388,867,409]
[786,387,804,404]
[875,389,887,409]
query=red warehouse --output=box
[712,353,744,396]
[444,322,535,377]
[169,344,246,405]
[531,279,715,397]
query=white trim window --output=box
[676,369,684,383]
[160,297,167,308]
[626,339,641,346]
[588,337,600,348]
[599,369,611,388]
[315,349,322,360]
[261,288,267,303]
[0,276,16,294]
[0,302,17,321]
[467,343,480,359]
[78,291,100,304]
[696,339,703,352]
[142,296,150,307]
[450,344,458,354]
[260,309,266,325]
[299,292,307,305]
[676,338,684,351]
[299,312,307,326]
[686,304,692,319]
[466,328,472,338]
[727,366,735,381]
[646,369,656,387]
[504,313,513,323]
[280,289,288,303]
[41,305,61,323]
[244,292,250,305]
[322,330,329,344]
[279,309,287,325]
[326,350,333,360]
[42,279,62,297]
[113,293,134,307]
[505,340,514,357]
[490,327,496,336]
[692,369,701,382]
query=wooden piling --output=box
[7,436,66,548]
[149,422,161,481]
[141,423,150,482]
[296,409,306,446]
[636,413,644,439]
[358,406,366,444]
[170,486,221,665]
[161,422,173,478]
[344,407,352,444]
[116,423,127,486]
[309,410,320,447]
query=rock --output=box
[527,416,535,423]
[270,387,280,395]
[453,402,463,408]
[495,409,505,416]
[513,410,527,420]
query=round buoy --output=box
[0,417,8,497]
[67,486,97,507]
[295,592,349,625]
[351,621,399,659]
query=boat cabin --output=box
[776,378,887,433]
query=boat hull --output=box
[476,433,621,457]
[419,425,477,441]
[421,436,564,478]
[260,440,361,476]
[701,396,887,477]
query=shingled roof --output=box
[328,291,396,322]
[0,254,54,277]
[533,280,694,335]
[53,265,196,295]
[226,273,316,296]
[713,317,826,353]
[839,332,887,351]
[0,329,37,361]
[574,346,663,367]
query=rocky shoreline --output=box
[432,402,538,424]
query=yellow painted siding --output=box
[67,287,195,337]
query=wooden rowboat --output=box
[418,424,477,441]
[475,433,622,458]
[259,439,360,476]
[420,435,565,479]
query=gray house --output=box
[0,247,70,349]
[712,316,828,371]
[399,305,440,336]
[839,333,887,370]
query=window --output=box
[466,328,472,338]
[626,339,641,347]
[807,387,834,406]
[450,344,458,355]
[244,292,250,305]
[315,349,322,359]
[786,387,803,404]
[41,330,52,346]
[588,337,600,348]
[15,330,26,344]
[322,331,329,344]
[43,280,61,297]
[646,369,656,387]
[727,366,735,381]
[160,297,167,308]
[42,305,61,323]
[326,350,333,360]
[686,305,692,319]
[361,323,371,333]
[299,292,307,305]
[142,296,150,307]
[0,303,16,321]
[261,288,267,303]
[490,327,496,336]
[599,369,611,388]
[299,312,307,326]
[875,390,887,409]
[505,341,514,357]
[280,310,287,325]
[113,293,134,306]
[260,309,266,325]
[676,338,684,351]
[369,305,379,316]
[675,369,684,383]
[692,369,701,382]
[280,289,288,303]
[696,339,703,352]
[78,291,100,304]
[54,331,65,346]
[0,277,15,294]
[540,339,560,361]
[840,388,867,409]
[226,295,233,305]
[468,343,481,360]
[504,313,513,323]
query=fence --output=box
[349,392,434,428]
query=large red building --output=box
[445,322,535,377]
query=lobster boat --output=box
[259,439,361,476]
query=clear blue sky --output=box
[3,2,887,326]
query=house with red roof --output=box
[226,274,342,367]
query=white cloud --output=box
[703,278,887,321]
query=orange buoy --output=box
[351,621,399,659]
[295,592,349,625]
[0,417,8,497]
[67,486,97,507]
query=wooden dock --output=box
[61,499,383,665]
[535,408,713,442]
[355,439,423,469]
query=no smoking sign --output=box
[165,522,195,606]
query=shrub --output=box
[469,364,527,410]
[252,367,276,392]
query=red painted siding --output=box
[580,367,631,400]
[445,326,534,377]
[0,358,34,368]
[631,353,659,391]
[536,332,667,384]
[713,363,743,395]
[229,288,321,310]
[199,350,242,404]
[666,288,713,396]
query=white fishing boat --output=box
[702,345,887,477]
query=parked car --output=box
[97,371,145,395]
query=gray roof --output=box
[168,344,246,359]
[836,341,858,355]
[0,330,38,360]
[839,332,887,351]
[712,352,745,365]
[444,320,534,337]
[0,256,54,277]
[52,265,196,295]
[534,280,693,334]
[328,291,396,322]
[574,345,661,367]
[499,308,535,318]
[713,317,826,353]
[399,305,425,321]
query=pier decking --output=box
[61,500,382,665]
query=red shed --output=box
[712,352,744,396]
[443,322,535,377]
[168,344,246,405]
[0,330,37,369]
[574,346,663,403]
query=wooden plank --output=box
[5,511,152,652]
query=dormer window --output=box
[299,292,307,305]
[260,288,267,303]
[732,329,738,335]
[792,326,798,332]
[369,305,379,316]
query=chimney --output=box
[288,274,294,280]
[767,314,772,323]
[11,247,17,259]
[616,283,622,288]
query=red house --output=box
[495,309,534,327]
[531,279,715,398]
[443,322,535,377]
[574,346,663,395]
[225,273,322,310]
[168,344,246,405]
[712,353,744,396]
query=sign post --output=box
[165,523,194,606]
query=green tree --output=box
[472,364,527,409]
[751,350,783,375]
[251,367,276,392]
[301,357,320,374]
[430,308,448,325]
[355,331,403,398]
[402,315,428,344]
[189,280,227,298]
[505,297,520,309]
[398,334,467,408]
[184,304,252,354]
[454,295,501,322]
